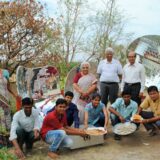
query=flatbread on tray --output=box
[85,127,107,136]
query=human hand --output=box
[139,92,143,98]
[141,119,149,124]
[119,116,125,123]
[34,129,40,140]
[79,131,90,140]
[84,125,88,130]
[15,148,25,159]
[104,126,107,131]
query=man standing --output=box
[136,86,160,136]
[9,97,40,159]
[121,51,145,105]
[97,47,123,106]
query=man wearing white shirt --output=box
[97,47,123,106]
[121,51,145,105]
[9,97,40,159]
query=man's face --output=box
[128,52,136,65]
[123,95,131,104]
[56,103,67,115]
[24,105,32,117]
[65,95,73,104]
[148,91,159,101]
[92,97,100,107]
[106,52,113,62]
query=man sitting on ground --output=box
[9,97,40,159]
[109,90,138,140]
[136,85,160,136]
[41,98,89,159]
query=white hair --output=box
[80,61,91,69]
[105,47,114,54]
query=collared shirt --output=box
[9,108,40,141]
[140,94,160,116]
[111,98,138,119]
[121,62,145,92]
[41,110,67,140]
[97,58,123,83]
[85,102,105,125]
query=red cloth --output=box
[41,110,67,140]
[46,66,58,75]
[73,72,82,83]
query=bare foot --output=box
[48,151,59,159]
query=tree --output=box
[0,0,55,74]
[84,0,132,61]
[54,0,88,63]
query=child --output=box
[64,91,80,128]
[84,93,108,130]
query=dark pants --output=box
[124,83,141,105]
[94,113,105,127]
[100,82,119,106]
[140,111,160,131]
[110,113,139,127]
[16,128,39,150]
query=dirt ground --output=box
[20,124,160,160]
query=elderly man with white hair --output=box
[97,47,123,106]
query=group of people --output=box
[0,47,159,160]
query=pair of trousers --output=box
[100,82,119,106]
[140,111,160,131]
[16,127,39,149]
[124,83,141,105]
[93,112,105,127]
[110,113,139,127]
[45,130,73,152]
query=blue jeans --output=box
[45,130,73,152]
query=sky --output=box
[41,0,160,41]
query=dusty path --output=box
[25,125,160,160]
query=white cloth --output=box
[9,108,40,141]
[97,59,123,83]
[121,62,145,92]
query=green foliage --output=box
[57,61,78,89]
[0,148,17,160]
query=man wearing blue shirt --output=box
[109,90,138,140]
